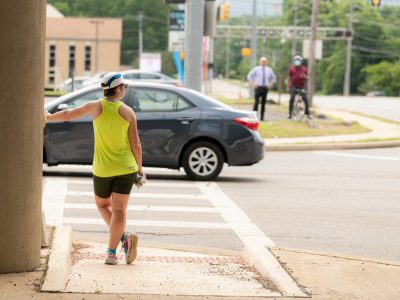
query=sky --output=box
[225,0,400,17]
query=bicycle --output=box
[291,88,306,122]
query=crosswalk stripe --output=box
[67,191,208,200]
[42,177,67,226]
[67,179,199,188]
[63,217,231,229]
[197,182,275,247]
[64,203,216,213]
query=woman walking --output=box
[44,72,143,265]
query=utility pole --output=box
[138,13,143,63]
[204,0,216,93]
[307,0,319,107]
[250,0,257,69]
[184,0,205,91]
[90,20,104,73]
[344,1,353,96]
[225,33,230,78]
[292,0,299,55]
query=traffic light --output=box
[371,0,381,7]
[241,48,251,57]
[219,2,230,22]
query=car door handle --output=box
[176,117,195,124]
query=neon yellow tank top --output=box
[92,98,138,177]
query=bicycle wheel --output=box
[292,96,305,122]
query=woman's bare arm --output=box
[46,101,95,122]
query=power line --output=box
[352,45,400,56]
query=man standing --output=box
[288,55,311,119]
[247,57,276,121]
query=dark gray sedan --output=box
[44,82,264,180]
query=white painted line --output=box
[313,151,400,161]
[64,203,216,213]
[197,183,305,297]
[67,179,199,188]
[66,190,207,200]
[197,182,275,247]
[63,217,231,229]
[42,177,67,226]
[242,246,306,297]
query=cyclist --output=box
[288,55,311,119]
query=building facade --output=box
[45,8,122,89]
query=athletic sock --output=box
[107,248,117,255]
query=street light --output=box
[90,20,104,74]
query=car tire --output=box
[182,141,224,181]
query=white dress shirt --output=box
[247,66,277,87]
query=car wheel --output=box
[182,141,224,181]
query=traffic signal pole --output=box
[250,0,257,70]
[344,1,353,96]
[307,0,319,107]
[184,0,205,91]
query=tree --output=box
[359,61,400,96]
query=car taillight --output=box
[234,116,259,131]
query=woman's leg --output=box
[95,196,112,226]
[108,192,129,250]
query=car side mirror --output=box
[57,103,69,111]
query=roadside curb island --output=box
[263,109,400,151]
[265,139,400,152]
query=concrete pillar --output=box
[0,0,46,273]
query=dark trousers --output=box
[289,87,310,117]
[253,87,268,120]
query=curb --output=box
[265,140,400,151]
[271,246,400,267]
[41,226,73,292]
[241,244,307,298]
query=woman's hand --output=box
[43,110,51,127]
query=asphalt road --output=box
[313,96,400,123]
[43,147,400,262]
[218,147,400,262]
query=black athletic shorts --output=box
[93,172,138,198]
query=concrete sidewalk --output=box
[2,226,400,299]
[265,109,400,151]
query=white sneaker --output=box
[105,252,118,265]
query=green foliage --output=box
[48,0,400,93]
[359,61,400,96]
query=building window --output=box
[48,45,56,85]
[69,45,76,77]
[85,46,91,72]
